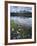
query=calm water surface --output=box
[10,16,32,27]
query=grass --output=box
[10,19,32,39]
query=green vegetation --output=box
[10,19,32,39]
[10,20,17,28]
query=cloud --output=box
[10,6,32,13]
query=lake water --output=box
[10,16,32,27]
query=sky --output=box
[10,6,32,13]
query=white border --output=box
[8,3,34,43]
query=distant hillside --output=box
[10,12,32,17]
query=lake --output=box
[10,16,32,27]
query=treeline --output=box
[10,12,32,17]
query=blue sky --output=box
[10,6,32,13]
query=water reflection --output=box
[10,16,32,27]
